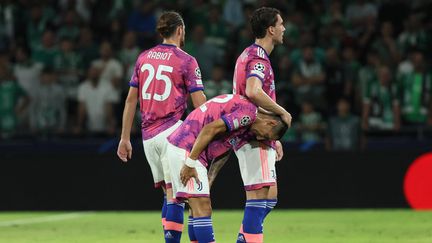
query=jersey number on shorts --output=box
[141,64,173,101]
[200,94,234,112]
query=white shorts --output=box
[167,143,210,200]
[143,120,182,189]
[235,141,277,191]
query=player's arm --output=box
[180,119,227,185]
[117,87,138,162]
[246,76,291,127]
[190,90,207,108]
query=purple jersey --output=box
[233,43,276,149]
[129,44,204,140]
[168,94,257,167]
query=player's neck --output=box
[255,38,274,55]
[162,39,179,47]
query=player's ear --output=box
[268,26,275,36]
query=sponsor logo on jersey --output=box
[240,116,251,126]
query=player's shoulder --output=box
[172,47,195,62]
[246,44,269,61]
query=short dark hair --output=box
[156,11,184,38]
[271,115,288,140]
[250,7,281,39]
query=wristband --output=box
[185,157,197,168]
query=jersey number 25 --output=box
[141,64,173,101]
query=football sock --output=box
[237,199,266,243]
[162,195,168,230]
[264,199,277,220]
[188,216,198,243]
[165,202,185,243]
[193,216,216,243]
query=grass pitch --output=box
[1,210,431,243]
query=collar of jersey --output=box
[252,43,270,59]
[159,43,177,47]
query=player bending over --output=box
[166,94,288,243]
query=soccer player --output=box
[232,7,291,242]
[166,94,288,243]
[117,12,206,243]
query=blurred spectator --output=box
[118,31,140,90]
[370,21,401,68]
[342,46,360,106]
[397,14,430,55]
[291,45,326,109]
[77,26,99,70]
[296,101,325,142]
[204,65,231,99]
[357,51,381,108]
[398,51,432,125]
[30,67,66,135]
[127,1,157,49]
[91,41,123,95]
[0,63,28,138]
[325,47,351,110]
[0,0,18,50]
[345,0,377,36]
[184,24,223,79]
[320,0,345,27]
[327,97,362,150]
[76,64,118,135]
[26,3,55,50]
[13,46,43,97]
[32,29,59,69]
[75,0,95,23]
[203,4,228,49]
[54,38,83,99]
[57,10,80,41]
[223,0,244,30]
[362,65,401,131]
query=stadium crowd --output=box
[0,0,431,150]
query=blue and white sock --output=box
[188,216,198,242]
[165,202,185,243]
[264,199,277,220]
[193,216,215,242]
[237,199,266,243]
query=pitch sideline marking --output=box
[0,212,93,227]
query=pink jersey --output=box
[233,43,276,149]
[167,94,257,167]
[129,44,204,140]
[233,43,276,101]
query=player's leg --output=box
[188,197,215,243]
[143,139,168,236]
[188,207,198,243]
[160,123,186,243]
[236,142,276,243]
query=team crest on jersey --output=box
[254,62,265,72]
[240,116,251,126]
[195,67,201,78]
[229,137,239,146]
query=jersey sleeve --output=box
[221,103,257,132]
[128,57,140,88]
[184,57,204,93]
[245,57,271,83]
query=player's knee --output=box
[192,198,212,217]
[246,186,269,199]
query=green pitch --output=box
[1,210,431,242]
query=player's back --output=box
[233,44,276,101]
[129,43,203,140]
[168,94,257,165]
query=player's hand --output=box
[180,165,200,186]
[117,139,132,162]
[281,112,292,128]
[275,140,284,161]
